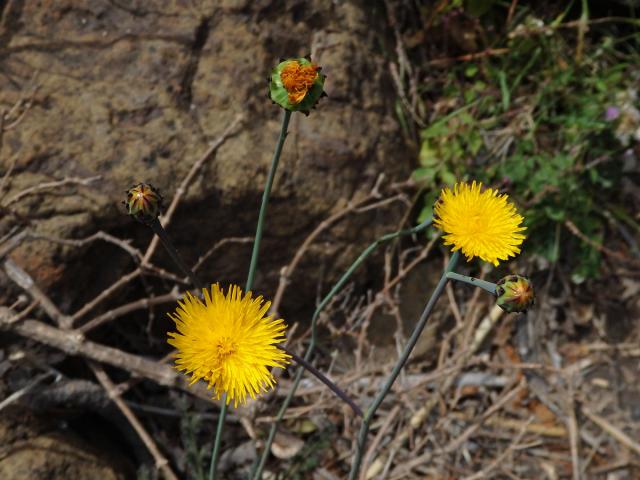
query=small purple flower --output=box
[605,106,620,121]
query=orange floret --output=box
[280,60,320,104]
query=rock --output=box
[0,1,413,318]
[0,407,133,480]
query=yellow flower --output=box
[167,284,290,407]
[433,181,526,266]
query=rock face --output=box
[0,408,133,480]
[0,1,412,312]
[0,2,414,476]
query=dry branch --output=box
[2,317,216,403]
[3,258,73,329]
[91,363,180,480]
[143,113,245,264]
[583,408,640,457]
[2,175,101,207]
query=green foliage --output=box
[136,465,157,480]
[177,397,209,480]
[413,5,640,279]
[276,425,335,480]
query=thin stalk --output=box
[148,184,364,474]
[446,271,497,295]
[208,399,227,480]
[210,109,291,480]
[347,251,460,480]
[280,345,363,417]
[149,218,203,290]
[250,218,433,480]
[246,109,292,290]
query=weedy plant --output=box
[412,1,640,283]
[125,55,535,479]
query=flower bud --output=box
[495,275,535,313]
[269,57,326,114]
[125,183,162,224]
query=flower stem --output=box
[250,218,434,480]
[246,109,292,291]
[208,399,227,480]
[149,218,204,290]
[279,345,363,417]
[210,109,292,480]
[347,251,460,480]
[446,271,497,295]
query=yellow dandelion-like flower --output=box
[167,284,290,407]
[433,181,526,266]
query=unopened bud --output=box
[125,183,162,224]
[495,275,535,313]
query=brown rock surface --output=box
[0,1,412,313]
[0,408,132,480]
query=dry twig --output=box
[2,175,101,207]
[91,363,180,480]
[142,113,244,264]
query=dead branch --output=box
[2,175,102,207]
[91,363,180,480]
[71,269,142,323]
[24,230,143,263]
[270,180,410,316]
[5,318,178,386]
[142,113,245,264]
[462,417,533,480]
[79,289,182,333]
[191,236,254,273]
[564,219,640,267]
[582,408,640,456]
[3,258,73,329]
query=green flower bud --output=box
[495,275,535,313]
[125,183,162,224]
[269,57,326,114]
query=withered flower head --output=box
[269,57,326,114]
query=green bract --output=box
[125,183,163,224]
[495,275,535,313]
[269,57,326,114]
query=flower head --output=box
[269,57,326,114]
[434,181,526,266]
[125,183,163,224]
[168,284,290,407]
[496,275,535,313]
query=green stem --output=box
[210,109,291,480]
[250,218,433,480]
[246,109,292,291]
[446,271,497,295]
[148,216,223,478]
[208,399,227,480]
[347,251,460,480]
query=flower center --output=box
[215,337,237,361]
[468,214,485,234]
[280,61,319,104]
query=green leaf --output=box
[465,65,479,78]
[412,167,437,184]
[419,142,440,167]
